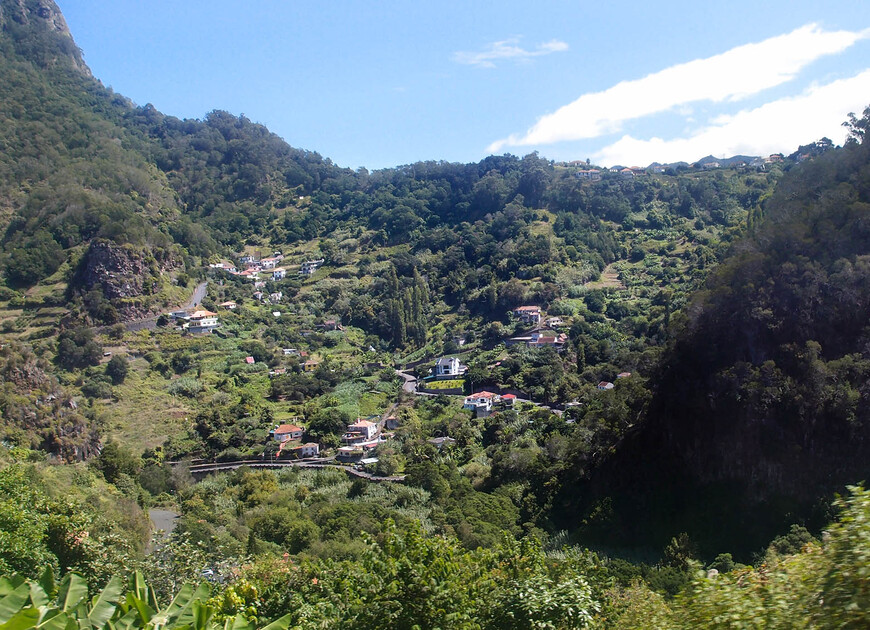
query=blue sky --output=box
[60,1,870,169]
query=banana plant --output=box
[0,571,293,630]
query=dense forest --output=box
[1,1,869,627]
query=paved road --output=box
[186,459,406,482]
[396,369,417,393]
[119,282,208,332]
[147,508,179,553]
[186,282,207,309]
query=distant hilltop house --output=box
[576,169,601,181]
[184,309,219,334]
[299,259,325,275]
[512,305,542,325]
[434,356,465,378]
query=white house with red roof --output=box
[271,423,304,442]
[463,391,498,412]
[342,418,379,444]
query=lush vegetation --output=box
[2,2,870,627]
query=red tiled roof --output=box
[275,424,303,434]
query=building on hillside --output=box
[434,356,464,377]
[219,301,237,310]
[271,423,304,442]
[209,262,237,273]
[321,319,344,331]
[597,381,615,390]
[303,360,319,372]
[617,372,632,379]
[271,268,286,281]
[463,391,498,413]
[576,169,601,181]
[185,310,219,334]
[343,418,379,443]
[527,332,568,350]
[287,442,319,458]
[299,259,325,275]
[428,436,456,449]
[512,305,542,325]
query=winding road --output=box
[119,281,208,332]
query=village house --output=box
[209,262,237,273]
[576,169,602,182]
[269,292,283,303]
[343,418,379,443]
[303,360,319,372]
[617,372,632,379]
[321,319,344,331]
[545,316,566,328]
[260,256,282,269]
[434,356,464,378]
[463,391,498,412]
[598,381,615,390]
[219,301,237,310]
[271,423,304,442]
[527,331,568,350]
[512,305,542,325]
[271,268,286,281]
[185,310,219,334]
[286,442,319,458]
[299,259,325,275]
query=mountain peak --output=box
[1,0,90,75]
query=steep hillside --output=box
[567,109,870,557]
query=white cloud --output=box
[592,69,870,166]
[453,38,569,69]
[488,23,869,151]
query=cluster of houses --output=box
[505,306,568,350]
[565,153,791,182]
[269,415,387,463]
[210,253,325,281]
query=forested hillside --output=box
[2,1,870,627]
[566,107,870,556]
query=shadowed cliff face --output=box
[0,0,90,75]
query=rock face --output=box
[74,240,182,321]
[0,0,91,75]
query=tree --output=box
[105,355,128,385]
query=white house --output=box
[342,419,379,444]
[289,442,319,458]
[272,423,304,442]
[463,391,497,412]
[185,310,219,333]
[435,356,463,377]
[271,268,286,281]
